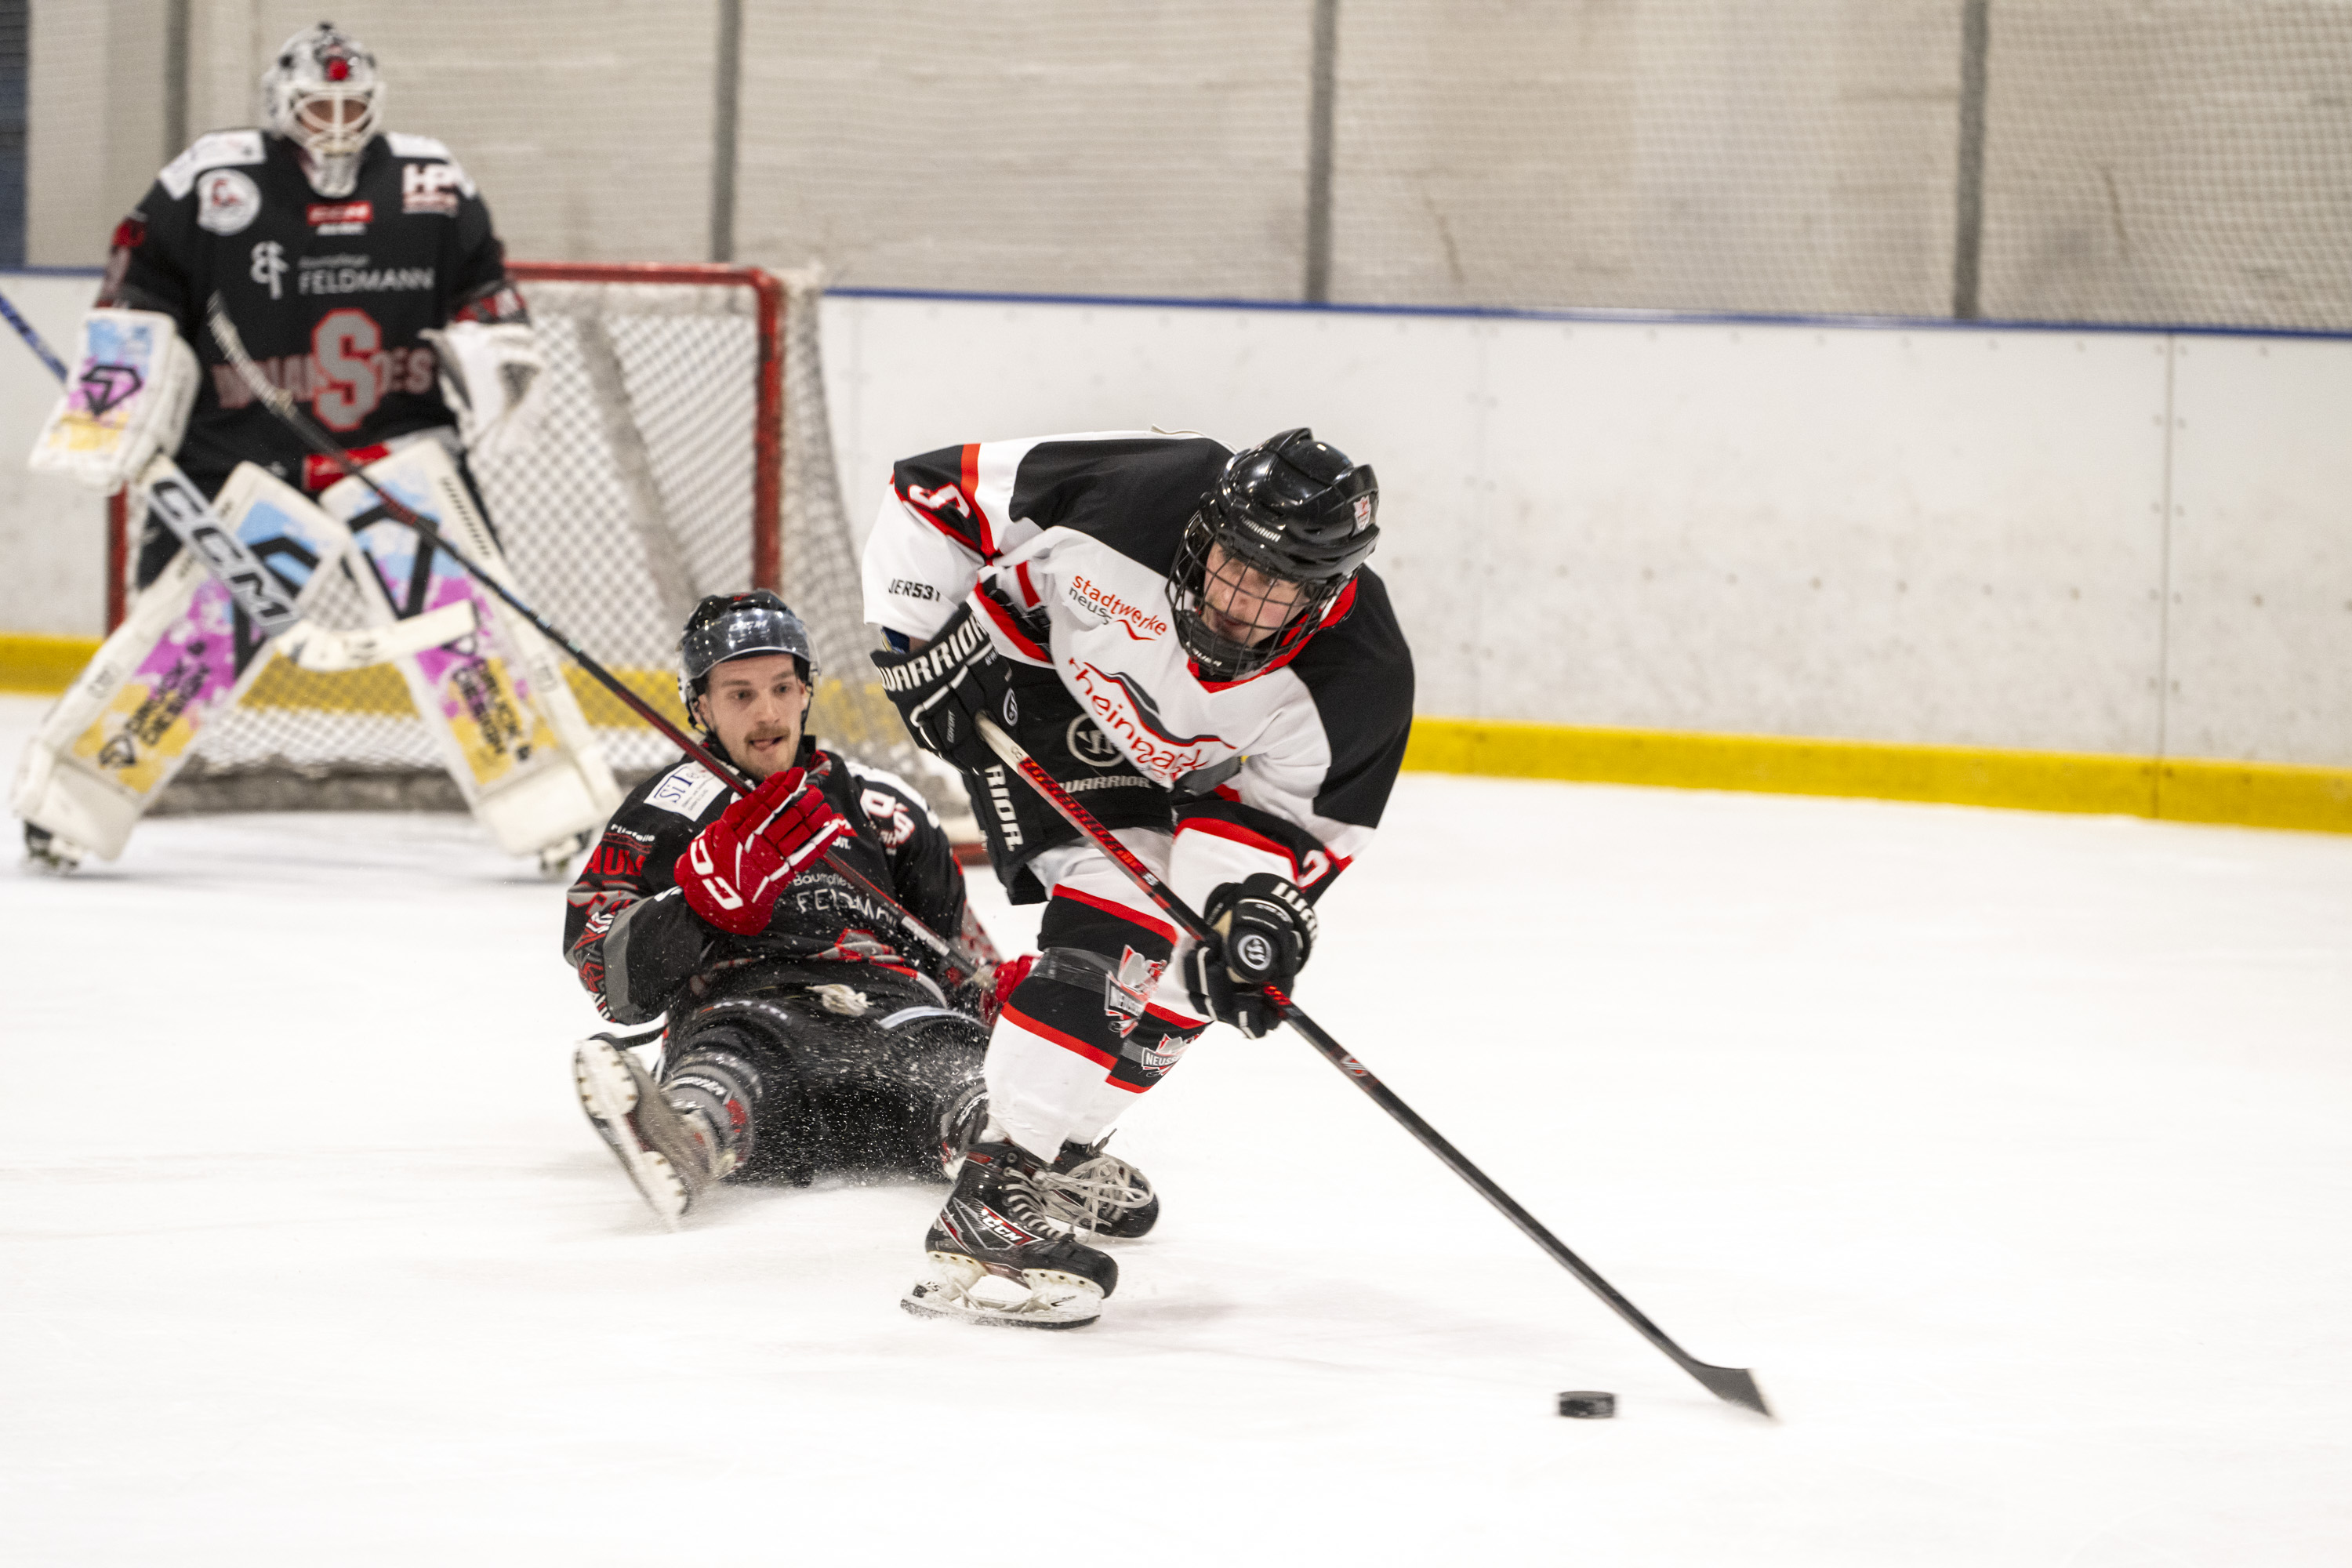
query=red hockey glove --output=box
[1184,873,1317,1039]
[675,765,854,936]
[985,953,1037,1027]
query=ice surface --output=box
[4,691,2348,1564]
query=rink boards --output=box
[5,272,2348,829]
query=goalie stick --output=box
[0,285,475,674]
[203,292,952,962]
[974,716,1771,1417]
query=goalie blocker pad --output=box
[9,463,350,858]
[29,310,201,494]
[318,439,620,857]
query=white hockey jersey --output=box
[860,430,1414,909]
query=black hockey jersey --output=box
[563,750,971,1026]
[859,432,1414,913]
[97,128,521,491]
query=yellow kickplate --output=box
[1403,717,2352,835]
[0,633,102,695]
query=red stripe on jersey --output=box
[1189,579,1361,692]
[1145,1001,1203,1027]
[1000,1002,1119,1071]
[1174,814,1305,877]
[901,479,982,554]
[1014,561,1040,607]
[1052,885,1179,945]
[960,443,993,557]
[978,589,1051,662]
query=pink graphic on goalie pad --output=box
[343,464,555,785]
[71,484,336,795]
[68,316,167,424]
[94,585,245,775]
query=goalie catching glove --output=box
[1185,873,1317,1039]
[29,310,200,493]
[419,318,545,463]
[675,763,854,936]
[869,601,1014,775]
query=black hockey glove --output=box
[869,602,1011,775]
[1185,873,1318,1039]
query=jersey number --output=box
[906,482,971,518]
[861,788,916,848]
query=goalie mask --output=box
[677,591,819,724]
[263,23,383,198]
[1168,428,1378,681]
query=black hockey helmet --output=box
[1169,429,1379,679]
[677,590,819,723]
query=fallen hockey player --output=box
[564,591,1156,1242]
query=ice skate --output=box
[1032,1135,1159,1240]
[536,827,596,880]
[934,1081,989,1178]
[572,1035,727,1229]
[23,822,85,874]
[902,1140,1118,1329]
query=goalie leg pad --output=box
[319,439,620,859]
[9,464,348,859]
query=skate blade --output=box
[572,1040,689,1231]
[898,1254,1104,1330]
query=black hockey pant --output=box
[661,980,985,1185]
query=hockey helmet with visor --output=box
[1169,428,1379,680]
[677,591,820,724]
[263,24,385,198]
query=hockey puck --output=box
[1556,1391,1616,1419]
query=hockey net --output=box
[125,262,938,820]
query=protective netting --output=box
[1975,2,2352,331]
[772,267,960,817]
[28,4,2352,332]
[1327,0,2352,329]
[1328,2,1967,318]
[158,265,945,818]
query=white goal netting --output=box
[153,264,935,817]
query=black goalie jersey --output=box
[96,127,521,492]
[564,750,971,1026]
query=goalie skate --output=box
[902,1140,1118,1330]
[22,822,86,874]
[572,1035,724,1230]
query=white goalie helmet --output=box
[261,22,383,198]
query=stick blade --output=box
[1687,1361,1773,1417]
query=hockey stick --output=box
[975,717,1770,1417]
[271,600,478,673]
[0,285,68,379]
[0,285,467,674]
[202,292,950,960]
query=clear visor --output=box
[680,606,816,686]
